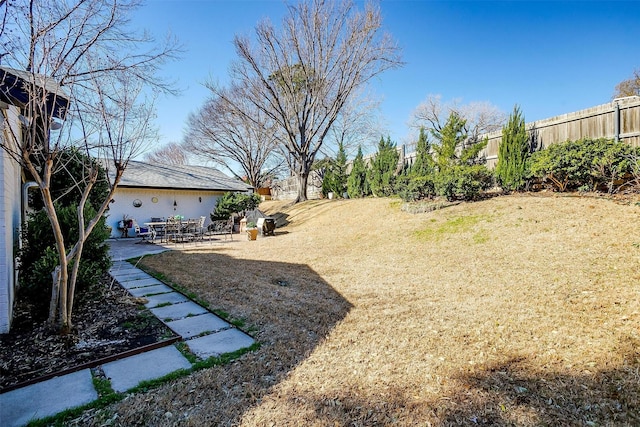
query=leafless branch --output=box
[226,0,402,201]
[0,0,177,330]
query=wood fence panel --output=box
[271,97,640,195]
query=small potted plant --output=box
[246,221,258,240]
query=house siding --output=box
[107,188,227,238]
[0,106,22,333]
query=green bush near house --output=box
[17,148,112,318]
[211,192,261,221]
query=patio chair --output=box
[137,225,154,242]
[181,218,201,242]
[192,216,206,241]
[207,217,233,240]
[164,217,182,243]
[147,217,166,243]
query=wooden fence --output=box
[270,97,640,199]
[482,95,640,168]
[381,96,640,169]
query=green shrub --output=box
[396,174,436,202]
[429,112,491,201]
[211,192,261,221]
[397,128,437,202]
[591,140,634,192]
[412,127,435,177]
[454,165,494,200]
[434,165,493,201]
[321,142,348,197]
[18,203,112,318]
[529,138,634,192]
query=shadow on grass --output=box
[288,343,640,426]
[436,346,640,426]
[268,210,291,227]
[100,250,353,425]
[94,249,640,425]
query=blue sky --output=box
[136,0,640,153]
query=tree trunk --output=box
[295,172,309,203]
[39,179,71,331]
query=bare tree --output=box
[613,67,640,98]
[184,84,282,188]
[221,0,402,202]
[412,94,507,143]
[321,88,383,159]
[145,142,188,165]
[0,0,178,332]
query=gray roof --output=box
[118,161,253,192]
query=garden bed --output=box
[0,274,177,391]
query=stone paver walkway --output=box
[0,249,255,427]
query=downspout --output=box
[20,182,39,250]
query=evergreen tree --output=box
[495,105,530,191]
[334,141,348,196]
[431,111,468,172]
[412,127,434,176]
[431,111,492,200]
[369,136,400,197]
[347,145,369,198]
[320,142,348,197]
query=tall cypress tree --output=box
[412,127,434,176]
[369,136,400,197]
[321,141,348,197]
[332,141,348,196]
[431,112,468,172]
[347,145,369,198]
[496,105,529,191]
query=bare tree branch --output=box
[0,0,177,331]
[613,67,640,98]
[412,94,507,143]
[184,84,282,188]
[321,87,383,159]
[144,141,188,166]
[227,0,402,202]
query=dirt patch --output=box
[65,194,640,426]
[0,274,177,391]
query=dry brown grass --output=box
[87,194,640,426]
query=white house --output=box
[0,103,23,333]
[107,160,253,238]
